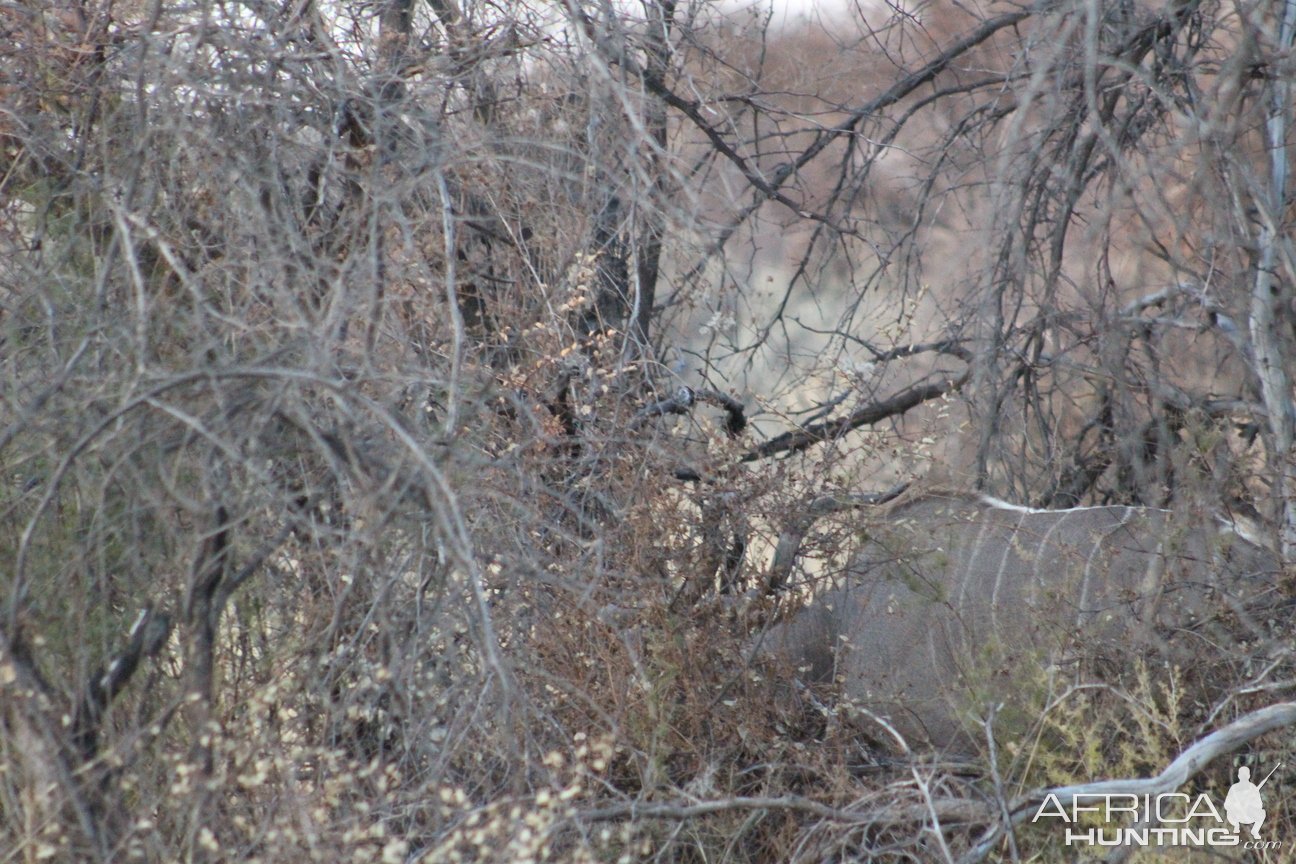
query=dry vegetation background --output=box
[2,0,1296,860]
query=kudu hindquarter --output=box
[760,492,1285,752]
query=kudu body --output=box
[760,491,1284,752]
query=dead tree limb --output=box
[960,702,1296,863]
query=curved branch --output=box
[632,387,748,436]
[960,702,1296,863]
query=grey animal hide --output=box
[758,491,1285,753]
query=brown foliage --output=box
[1,0,1294,861]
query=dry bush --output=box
[1,0,1295,862]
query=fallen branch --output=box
[579,793,989,827]
[959,701,1296,863]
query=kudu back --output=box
[759,491,1284,752]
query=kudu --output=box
[759,490,1285,753]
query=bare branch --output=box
[961,702,1296,863]
[742,369,970,462]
